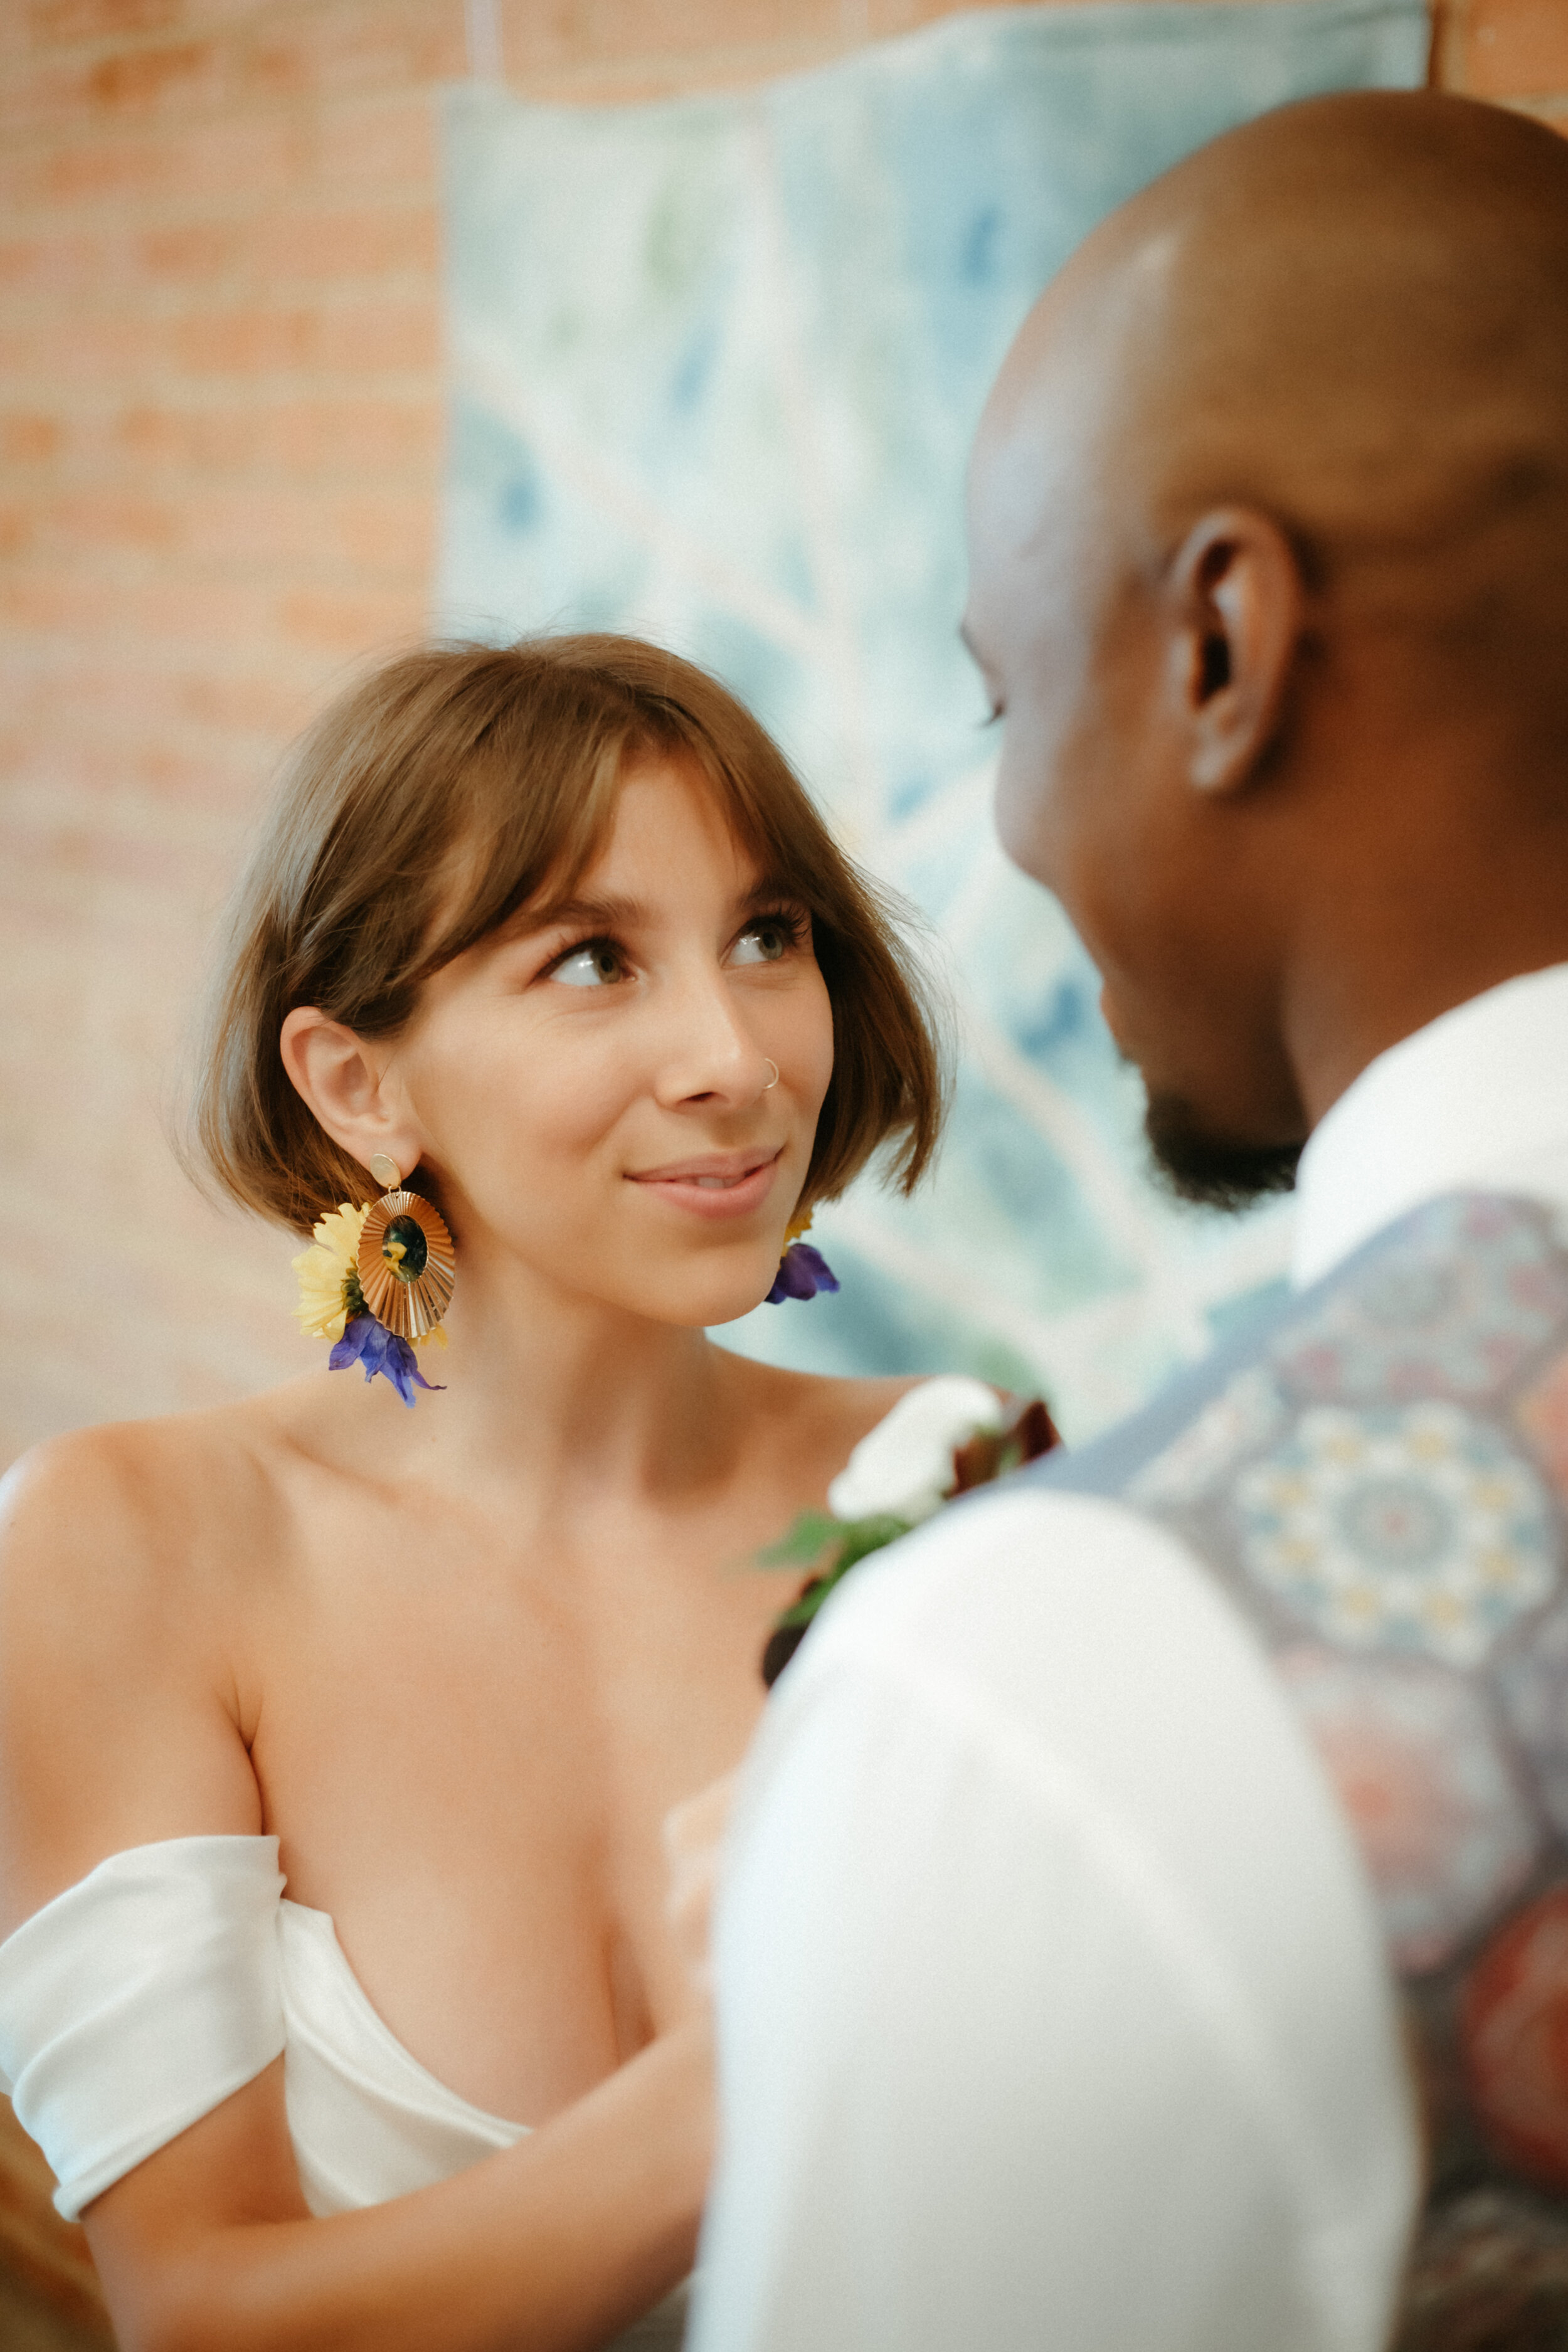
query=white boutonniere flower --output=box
[826,1375,1009,1524]
[760,1375,1060,1685]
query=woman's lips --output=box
[627,1148,782,1222]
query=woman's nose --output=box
[653,966,771,1107]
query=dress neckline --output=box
[278,1893,529,2136]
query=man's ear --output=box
[278,1007,421,1185]
[1164,507,1305,794]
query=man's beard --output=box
[1143,1091,1303,1212]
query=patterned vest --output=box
[1019,1192,1568,2350]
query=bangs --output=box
[414,718,645,987]
[417,718,790,987]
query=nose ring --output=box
[762,1059,780,1090]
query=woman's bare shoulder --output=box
[0,1381,340,1683]
[0,1404,286,1924]
[720,1357,931,1454]
[0,1390,302,1583]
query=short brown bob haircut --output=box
[192,633,948,1236]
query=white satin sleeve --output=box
[0,1835,287,2220]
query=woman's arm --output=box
[87,2023,709,2352]
[0,1431,710,2352]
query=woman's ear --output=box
[278,1008,421,1185]
[1163,507,1305,794]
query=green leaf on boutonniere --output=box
[760,1394,1061,1689]
[755,1510,842,1569]
[773,1514,913,1628]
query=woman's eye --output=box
[552,942,623,988]
[731,920,793,967]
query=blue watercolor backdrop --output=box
[437,0,1428,1438]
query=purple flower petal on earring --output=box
[766,1241,840,1305]
[329,1314,445,1407]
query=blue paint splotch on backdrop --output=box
[437,0,1428,1438]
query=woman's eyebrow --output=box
[739,872,808,911]
[505,891,649,941]
[496,875,805,948]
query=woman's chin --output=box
[637,1256,783,1331]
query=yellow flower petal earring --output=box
[290,1151,455,1408]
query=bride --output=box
[0,635,945,2351]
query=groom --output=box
[692,91,1568,2352]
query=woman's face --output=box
[390,755,836,1328]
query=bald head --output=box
[966,92,1568,1201]
[980,91,1568,632]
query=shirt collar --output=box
[1291,962,1568,1290]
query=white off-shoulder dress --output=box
[0,1835,687,2348]
[0,1383,992,2344]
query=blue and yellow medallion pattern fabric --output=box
[1029,1194,1568,2345]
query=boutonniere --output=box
[760,1375,1059,1685]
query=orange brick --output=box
[3,651,316,743]
[109,401,261,470]
[25,0,185,48]
[0,308,171,384]
[134,218,241,278]
[114,296,440,383]
[175,481,432,573]
[331,487,435,571]
[0,36,221,134]
[0,736,215,809]
[125,569,294,644]
[1,110,308,216]
[278,581,427,654]
[1464,0,1568,95]
[24,486,181,555]
[235,0,465,104]
[499,0,829,76]
[172,304,319,376]
[85,34,220,112]
[309,92,438,191]
[264,393,440,477]
[312,294,437,375]
[0,565,117,633]
[0,412,64,462]
[0,566,273,649]
[878,0,1126,23]
[245,203,438,285]
[0,226,100,293]
[175,666,320,734]
[109,395,440,479]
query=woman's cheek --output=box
[782,970,835,1114]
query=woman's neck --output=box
[381,1241,745,1507]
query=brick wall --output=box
[3,0,1566,1474]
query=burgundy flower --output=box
[328,1315,444,1409]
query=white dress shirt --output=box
[693,964,1568,2352]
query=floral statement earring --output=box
[292,1152,455,1408]
[766,1206,839,1305]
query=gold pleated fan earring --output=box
[290,1151,455,1409]
[359,1152,456,1341]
